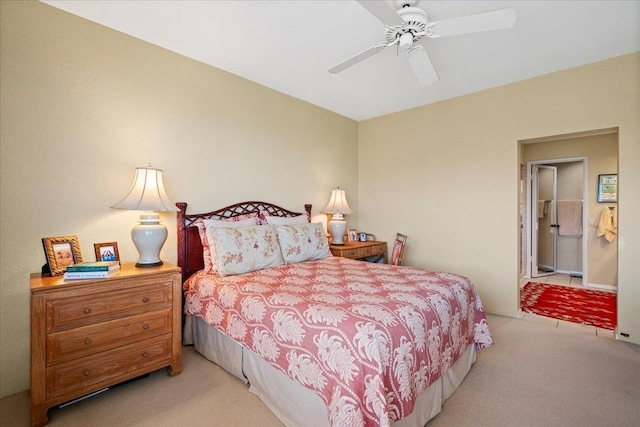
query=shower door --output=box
[532,165,557,277]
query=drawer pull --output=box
[84,338,92,345]
[83,370,90,376]
[142,351,148,357]
[83,308,91,314]
[142,297,149,303]
[142,324,149,330]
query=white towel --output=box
[597,206,617,242]
[557,200,583,236]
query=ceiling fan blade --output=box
[407,46,439,87]
[357,0,404,27]
[329,43,388,74]
[429,8,517,37]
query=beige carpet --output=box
[2,314,639,426]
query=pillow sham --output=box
[208,225,284,277]
[194,213,259,274]
[258,210,310,225]
[264,214,309,226]
[276,222,332,264]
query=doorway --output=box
[519,129,619,292]
[527,159,586,282]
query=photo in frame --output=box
[94,242,120,262]
[597,174,617,203]
[42,235,83,276]
[347,228,358,243]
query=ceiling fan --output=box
[329,0,517,86]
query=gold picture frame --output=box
[94,242,120,262]
[42,235,83,276]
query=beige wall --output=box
[359,53,639,343]
[523,134,618,286]
[0,1,358,397]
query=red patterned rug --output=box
[521,282,617,330]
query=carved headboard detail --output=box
[176,201,312,283]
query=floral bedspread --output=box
[184,257,492,427]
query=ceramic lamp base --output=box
[131,213,167,267]
[328,215,347,245]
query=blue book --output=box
[65,261,120,272]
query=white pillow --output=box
[264,213,309,226]
[209,225,284,277]
[276,223,332,264]
[203,216,260,274]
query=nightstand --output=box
[330,241,387,263]
[30,262,182,427]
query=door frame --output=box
[525,156,588,284]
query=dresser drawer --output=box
[360,246,377,257]
[340,248,359,258]
[47,282,172,332]
[47,309,172,365]
[46,335,171,399]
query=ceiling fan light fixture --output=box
[399,32,414,49]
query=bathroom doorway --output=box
[519,129,619,290]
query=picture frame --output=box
[597,174,617,203]
[359,232,367,242]
[42,235,83,276]
[94,242,120,262]
[347,228,358,243]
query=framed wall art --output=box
[94,241,120,262]
[42,235,83,276]
[597,174,617,203]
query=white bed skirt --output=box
[184,315,476,427]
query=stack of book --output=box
[63,261,121,280]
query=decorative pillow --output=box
[275,223,332,264]
[208,225,284,277]
[194,213,259,274]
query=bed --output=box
[177,201,493,427]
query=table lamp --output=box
[322,187,353,245]
[111,166,178,267]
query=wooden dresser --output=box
[330,240,387,263]
[30,263,182,427]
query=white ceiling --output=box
[43,0,640,121]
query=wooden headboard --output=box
[176,201,312,283]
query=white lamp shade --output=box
[322,188,352,245]
[111,166,177,267]
[322,188,353,215]
[111,167,178,212]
